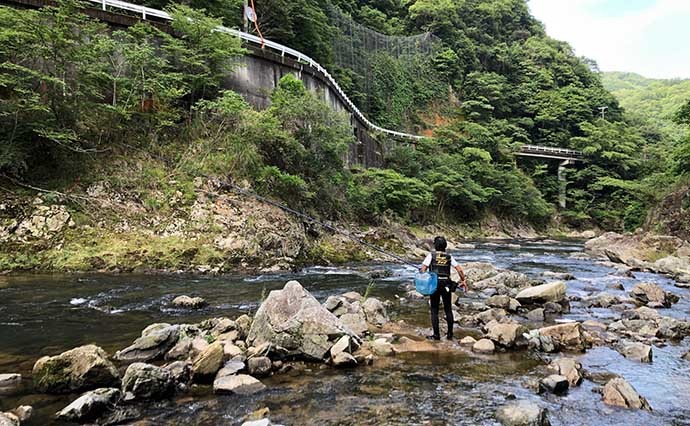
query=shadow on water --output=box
[1,239,690,425]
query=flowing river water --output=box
[1,240,689,425]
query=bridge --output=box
[4,0,586,205]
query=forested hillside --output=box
[1,0,688,272]
[602,71,690,138]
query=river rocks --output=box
[652,255,690,276]
[33,345,120,394]
[0,374,21,394]
[369,338,395,356]
[362,297,389,327]
[463,262,499,283]
[515,282,566,305]
[332,351,357,367]
[472,338,495,354]
[0,413,18,426]
[114,323,180,362]
[496,401,550,426]
[8,407,30,423]
[56,388,121,422]
[582,293,623,308]
[616,342,653,362]
[486,295,521,312]
[548,358,583,387]
[247,357,272,377]
[601,378,652,411]
[172,295,208,309]
[630,283,678,308]
[538,375,569,395]
[460,336,477,345]
[217,360,246,378]
[164,360,192,385]
[486,322,527,348]
[526,308,545,322]
[474,271,533,294]
[122,363,174,400]
[213,374,266,395]
[537,323,588,352]
[542,271,575,281]
[192,341,225,380]
[14,203,72,241]
[235,314,253,340]
[248,281,358,360]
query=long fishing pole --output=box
[215,179,420,268]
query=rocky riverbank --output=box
[3,244,689,425]
[0,178,587,275]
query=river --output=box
[1,240,688,425]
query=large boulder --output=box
[537,323,588,352]
[0,413,18,426]
[122,363,174,400]
[472,338,495,354]
[247,281,358,360]
[630,283,678,308]
[33,345,120,394]
[55,388,121,422]
[586,232,689,269]
[463,262,500,283]
[602,378,652,411]
[515,282,566,304]
[486,322,527,348]
[496,401,550,426]
[213,374,266,395]
[114,324,180,362]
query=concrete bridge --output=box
[4,0,586,205]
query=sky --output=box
[528,0,690,79]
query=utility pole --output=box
[598,106,608,120]
[243,0,248,32]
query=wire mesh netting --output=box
[327,6,441,117]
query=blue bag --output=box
[414,271,438,296]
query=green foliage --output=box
[349,168,432,220]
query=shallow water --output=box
[1,239,689,425]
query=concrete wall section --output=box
[225,45,384,168]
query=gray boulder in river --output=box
[496,400,550,426]
[56,388,121,422]
[122,363,175,400]
[114,323,180,362]
[32,345,120,394]
[601,377,652,411]
[247,281,360,360]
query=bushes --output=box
[349,169,432,220]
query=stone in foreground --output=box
[114,323,180,362]
[548,358,583,387]
[33,345,120,394]
[214,374,266,395]
[56,388,121,422]
[537,322,588,352]
[0,413,18,426]
[496,401,550,426]
[516,282,566,304]
[630,283,678,308]
[247,281,357,360]
[602,378,652,411]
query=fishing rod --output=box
[215,179,420,269]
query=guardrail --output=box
[84,0,587,156]
[86,0,424,141]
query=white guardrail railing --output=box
[84,0,585,157]
[87,0,424,141]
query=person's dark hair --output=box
[433,236,447,251]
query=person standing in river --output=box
[420,236,468,341]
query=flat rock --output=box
[192,341,225,380]
[56,388,121,422]
[114,324,180,362]
[486,322,527,348]
[0,374,21,393]
[369,338,395,356]
[516,282,566,304]
[213,374,266,395]
[33,345,120,394]
[616,342,653,363]
[630,283,678,308]
[362,297,389,327]
[216,360,246,378]
[473,338,495,353]
[526,308,544,322]
[332,351,357,367]
[538,323,587,352]
[496,401,550,426]
[602,378,652,411]
[460,336,477,345]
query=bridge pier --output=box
[558,160,574,209]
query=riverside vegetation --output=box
[1,0,690,272]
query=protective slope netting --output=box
[327,6,442,120]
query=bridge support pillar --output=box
[558,160,574,209]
